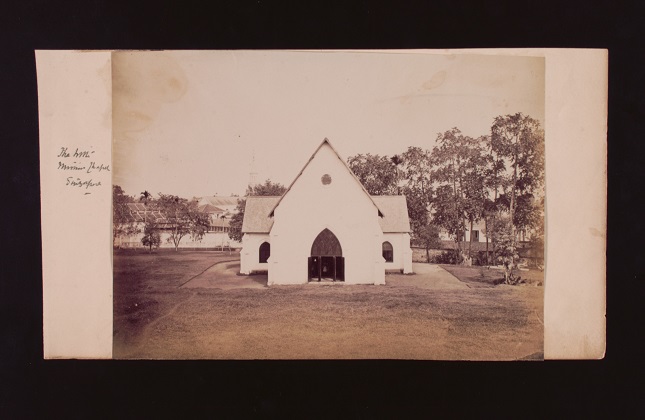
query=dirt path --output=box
[181,261,267,289]
[386,263,470,290]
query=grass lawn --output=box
[440,264,544,288]
[113,251,543,360]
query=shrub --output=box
[430,250,463,265]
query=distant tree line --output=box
[348,112,545,282]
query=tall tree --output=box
[429,128,473,259]
[112,185,138,247]
[153,194,210,251]
[228,180,287,242]
[490,113,545,264]
[483,133,510,263]
[347,153,400,195]
[399,147,433,235]
[349,148,434,239]
[460,136,488,259]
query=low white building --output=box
[438,220,488,243]
[240,138,413,285]
[115,200,241,250]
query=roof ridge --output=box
[267,138,384,217]
[247,195,283,198]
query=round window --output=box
[321,174,332,185]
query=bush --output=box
[430,250,463,265]
[473,251,492,266]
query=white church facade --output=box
[240,139,413,285]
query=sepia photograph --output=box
[111,51,546,359]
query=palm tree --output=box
[140,190,152,224]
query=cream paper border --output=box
[38,51,113,359]
[37,49,606,359]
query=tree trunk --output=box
[491,159,499,264]
[468,218,474,259]
[485,216,489,265]
[426,247,430,264]
[510,151,518,267]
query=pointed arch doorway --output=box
[308,228,344,282]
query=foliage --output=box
[247,179,289,197]
[490,113,545,265]
[153,194,210,251]
[140,220,161,252]
[399,147,433,234]
[430,250,463,265]
[347,153,400,195]
[490,215,523,284]
[413,223,442,263]
[228,179,287,242]
[228,201,246,242]
[139,190,152,204]
[113,185,139,247]
[348,147,434,236]
[428,128,469,247]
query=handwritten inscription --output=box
[57,147,109,195]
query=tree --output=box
[490,113,545,266]
[153,194,210,251]
[113,185,138,247]
[348,148,435,238]
[460,136,488,259]
[413,223,442,263]
[140,190,152,203]
[140,220,161,252]
[429,128,473,259]
[482,133,510,263]
[228,180,287,242]
[347,153,400,195]
[398,147,433,235]
[489,215,521,284]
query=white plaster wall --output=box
[115,231,241,249]
[269,144,385,285]
[240,233,271,274]
[382,232,412,272]
[438,220,488,242]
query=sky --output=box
[112,50,544,199]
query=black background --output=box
[1,0,643,417]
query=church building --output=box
[240,138,413,285]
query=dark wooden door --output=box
[335,256,344,281]
[310,229,343,282]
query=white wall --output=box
[269,143,385,285]
[240,233,271,274]
[438,220,488,242]
[115,231,241,249]
[382,232,413,273]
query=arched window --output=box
[259,242,270,263]
[382,241,393,263]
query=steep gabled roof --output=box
[268,138,384,218]
[371,195,411,233]
[242,196,281,233]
